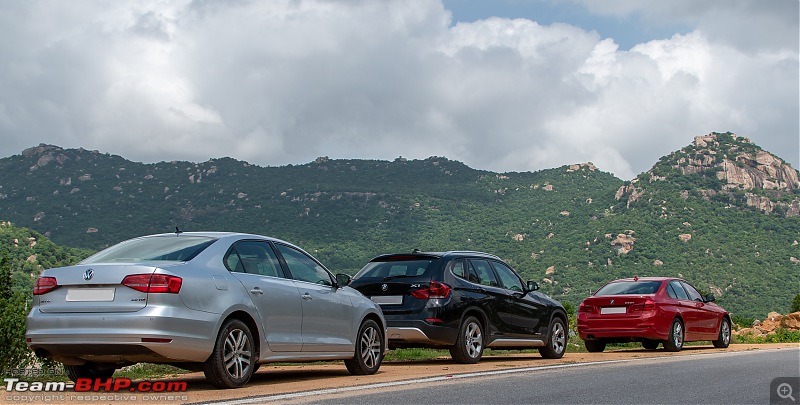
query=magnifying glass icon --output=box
[777,383,796,401]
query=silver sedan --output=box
[26,232,387,388]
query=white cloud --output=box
[0,0,796,179]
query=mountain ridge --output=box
[1,132,798,318]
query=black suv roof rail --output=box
[443,251,502,259]
[369,250,502,262]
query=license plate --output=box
[66,288,115,302]
[600,306,627,315]
[371,295,403,305]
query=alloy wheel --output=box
[673,322,683,348]
[465,321,483,358]
[550,321,566,354]
[223,328,252,379]
[359,325,382,369]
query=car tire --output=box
[64,363,115,382]
[584,340,606,353]
[642,340,659,350]
[203,319,255,389]
[663,318,684,352]
[712,317,731,348]
[539,317,567,359]
[449,316,484,364]
[344,319,385,375]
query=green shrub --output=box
[791,294,800,313]
[0,258,32,372]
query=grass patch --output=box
[384,348,449,362]
[115,363,190,380]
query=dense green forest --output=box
[0,133,798,318]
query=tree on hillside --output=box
[0,257,32,371]
[792,294,800,313]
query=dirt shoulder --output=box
[6,343,798,404]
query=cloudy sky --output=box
[0,0,797,179]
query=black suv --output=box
[349,251,567,363]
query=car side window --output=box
[668,281,689,300]
[275,243,333,286]
[681,281,704,302]
[491,261,524,292]
[666,283,679,299]
[225,241,283,278]
[451,259,466,279]
[469,259,499,287]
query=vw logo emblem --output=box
[381,284,388,292]
[83,269,94,281]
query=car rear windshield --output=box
[81,235,217,264]
[594,280,662,296]
[353,259,436,280]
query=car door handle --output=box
[302,293,312,300]
[249,288,264,295]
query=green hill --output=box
[0,132,797,318]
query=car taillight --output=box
[632,299,657,312]
[578,302,596,314]
[410,281,451,299]
[33,277,59,295]
[122,274,182,294]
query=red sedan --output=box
[577,277,731,352]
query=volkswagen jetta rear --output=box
[27,234,222,371]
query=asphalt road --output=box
[278,348,800,405]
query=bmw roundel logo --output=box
[83,269,94,281]
[381,284,388,292]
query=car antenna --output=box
[175,226,183,236]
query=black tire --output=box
[712,318,731,348]
[663,318,684,352]
[203,319,255,389]
[642,340,660,350]
[584,340,606,353]
[64,363,115,382]
[345,319,385,375]
[449,316,484,364]
[539,317,567,359]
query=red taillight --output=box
[578,302,596,314]
[141,338,172,343]
[410,281,451,299]
[632,299,657,312]
[122,274,182,294]
[33,277,59,295]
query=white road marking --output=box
[194,348,795,404]
[197,360,630,404]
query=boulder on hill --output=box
[733,311,800,337]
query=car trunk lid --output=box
[580,295,655,318]
[350,256,443,315]
[35,263,166,313]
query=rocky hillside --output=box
[0,133,798,318]
[616,132,800,216]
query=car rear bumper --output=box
[385,319,458,348]
[26,305,218,364]
[577,317,669,341]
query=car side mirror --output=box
[335,273,351,287]
[527,281,539,292]
[704,294,715,303]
